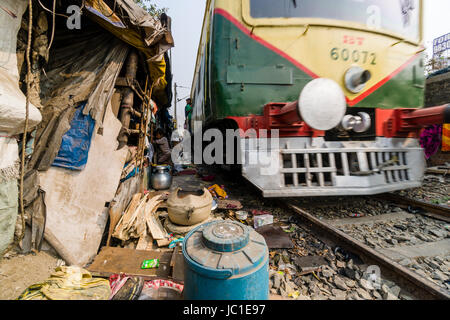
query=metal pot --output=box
[150,165,172,190]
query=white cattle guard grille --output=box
[241,137,426,197]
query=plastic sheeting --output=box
[52,103,95,171]
[0,0,42,134]
[17,266,111,300]
[0,137,19,257]
[28,28,128,172]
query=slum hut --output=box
[0,0,174,266]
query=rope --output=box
[47,0,56,55]
[18,0,33,245]
[36,0,69,18]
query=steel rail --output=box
[286,203,450,300]
[377,193,450,223]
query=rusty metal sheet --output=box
[255,225,293,249]
[87,246,172,279]
[294,255,328,275]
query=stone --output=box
[365,239,378,247]
[346,259,354,270]
[356,288,372,300]
[398,258,412,267]
[273,273,282,289]
[399,292,414,300]
[386,238,398,246]
[416,233,430,242]
[393,235,412,242]
[431,270,448,281]
[429,229,445,238]
[389,285,401,297]
[348,291,362,300]
[333,276,349,291]
[270,288,277,294]
[294,277,303,287]
[331,288,346,300]
[344,267,356,279]
[414,269,427,277]
[296,295,311,300]
[336,260,346,268]
[381,279,396,288]
[269,279,273,289]
[394,224,407,231]
[359,278,374,291]
[308,283,320,296]
[345,279,356,288]
[372,290,383,300]
[321,268,334,278]
[426,260,441,270]
[311,294,328,300]
[383,291,399,300]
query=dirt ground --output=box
[0,250,60,300]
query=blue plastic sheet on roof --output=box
[52,102,95,171]
[427,66,450,79]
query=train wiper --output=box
[291,0,297,8]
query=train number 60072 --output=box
[330,47,376,65]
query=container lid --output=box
[183,221,267,277]
[202,221,249,252]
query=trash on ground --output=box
[109,275,144,300]
[138,279,184,300]
[255,225,293,249]
[173,169,197,176]
[141,258,160,269]
[250,209,272,216]
[217,199,243,210]
[293,255,328,275]
[235,210,248,220]
[17,266,111,300]
[207,184,228,199]
[254,214,274,228]
[168,237,184,248]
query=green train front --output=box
[191,0,429,197]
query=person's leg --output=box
[158,152,171,165]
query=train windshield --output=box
[249,0,420,40]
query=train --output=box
[189,0,450,197]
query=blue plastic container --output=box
[182,220,269,300]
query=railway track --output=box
[283,200,450,300]
[210,166,449,300]
[376,193,450,223]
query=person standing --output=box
[184,98,192,134]
[154,128,172,165]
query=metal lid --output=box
[183,221,268,277]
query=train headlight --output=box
[344,66,372,93]
[298,78,347,131]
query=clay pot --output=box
[167,188,213,226]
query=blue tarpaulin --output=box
[52,103,95,171]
